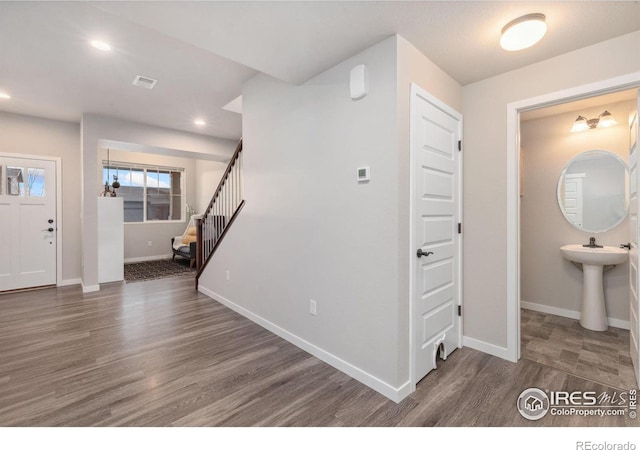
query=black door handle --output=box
[620,243,631,250]
[417,249,434,258]
[42,228,54,232]
[48,219,54,224]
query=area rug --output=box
[124,258,195,283]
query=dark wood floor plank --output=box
[0,278,637,426]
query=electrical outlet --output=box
[225,270,230,281]
[309,299,317,316]
[147,241,153,247]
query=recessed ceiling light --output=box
[194,119,206,126]
[500,13,547,51]
[0,92,11,100]
[90,40,112,52]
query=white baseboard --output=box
[463,336,511,361]
[198,285,412,403]
[58,278,81,287]
[81,283,100,294]
[521,301,630,330]
[124,254,173,264]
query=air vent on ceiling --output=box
[132,75,158,90]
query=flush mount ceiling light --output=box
[90,40,112,52]
[500,13,547,51]
[194,119,206,126]
[0,92,10,100]
[571,110,618,132]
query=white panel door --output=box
[629,101,640,387]
[411,84,462,383]
[0,156,57,291]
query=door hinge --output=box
[457,305,462,316]
[458,222,462,234]
[458,140,462,152]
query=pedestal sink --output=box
[560,244,628,331]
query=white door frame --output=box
[505,71,640,362]
[409,83,464,389]
[0,152,63,287]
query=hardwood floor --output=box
[0,278,637,426]
[521,308,637,390]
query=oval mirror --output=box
[557,149,629,233]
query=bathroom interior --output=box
[519,89,638,389]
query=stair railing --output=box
[196,139,245,286]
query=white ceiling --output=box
[1,1,639,141]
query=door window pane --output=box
[7,167,24,196]
[27,168,45,197]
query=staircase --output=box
[195,139,245,288]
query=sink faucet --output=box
[583,237,603,248]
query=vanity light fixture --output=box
[0,92,10,100]
[570,111,618,132]
[597,110,617,128]
[500,13,547,51]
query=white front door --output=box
[0,156,57,291]
[411,84,462,383]
[629,101,640,387]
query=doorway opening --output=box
[95,140,228,286]
[506,72,640,389]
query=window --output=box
[1,165,46,197]
[102,163,184,223]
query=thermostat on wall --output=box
[357,166,370,182]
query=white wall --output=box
[195,160,227,213]
[200,35,402,394]
[0,111,81,283]
[81,114,235,289]
[520,99,635,325]
[198,35,462,400]
[462,31,640,349]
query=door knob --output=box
[48,219,54,224]
[417,249,434,258]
